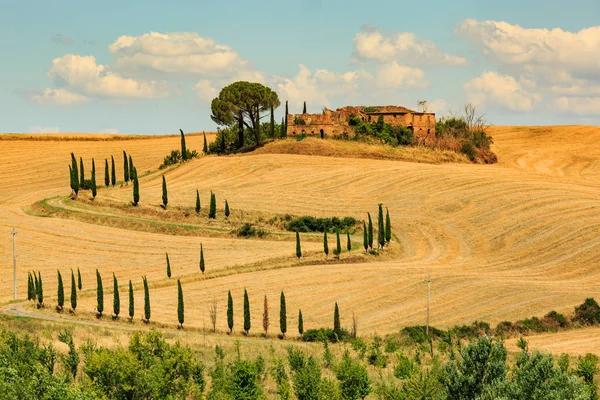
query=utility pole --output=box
[423,274,435,336]
[12,228,17,300]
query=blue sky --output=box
[1,0,599,133]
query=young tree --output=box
[162,175,168,208]
[104,158,109,187]
[91,158,97,199]
[70,153,79,195]
[280,290,287,338]
[303,101,307,114]
[385,207,392,244]
[110,155,116,187]
[195,189,200,213]
[177,279,184,328]
[203,132,208,154]
[199,244,205,274]
[227,290,234,333]
[335,352,372,400]
[334,302,341,333]
[225,200,230,218]
[96,269,104,317]
[165,252,171,278]
[296,232,302,259]
[298,309,304,335]
[79,157,85,188]
[37,272,44,307]
[263,295,269,336]
[123,151,129,183]
[243,288,251,335]
[378,204,385,249]
[363,222,368,253]
[367,213,373,249]
[143,276,151,323]
[132,167,139,206]
[323,231,329,258]
[57,270,64,312]
[347,231,352,253]
[180,129,187,161]
[70,269,77,312]
[209,191,216,219]
[128,155,134,178]
[77,267,82,290]
[128,280,134,321]
[334,229,342,258]
[269,105,275,138]
[113,273,120,319]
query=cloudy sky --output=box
[2,0,599,134]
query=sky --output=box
[1,0,599,134]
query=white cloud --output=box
[193,80,218,101]
[31,88,88,106]
[100,128,119,134]
[109,32,249,76]
[352,26,467,66]
[29,126,60,133]
[275,65,332,110]
[375,62,428,89]
[554,97,600,116]
[48,54,169,99]
[464,71,540,111]
[426,99,449,114]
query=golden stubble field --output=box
[2,126,600,353]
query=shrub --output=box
[236,222,267,238]
[544,310,568,328]
[400,326,446,344]
[461,141,477,161]
[335,352,371,400]
[302,328,351,343]
[159,149,198,169]
[285,215,357,233]
[394,353,417,380]
[573,298,600,325]
[367,336,388,368]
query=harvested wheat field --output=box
[2,127,600,352]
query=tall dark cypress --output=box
[199,244,205,274]
[378,204,385,249]
[263,295,269,335]
[284,101,288,137]
[57,270,64,311]
[209,191,216,219]
[37,272,44,307]
[70,269,77,312]
[367,213,374,249]
[269,105,275,138]
[280,290,287,338]
[243,288,251,335]
[104,159,110,187]
[143,276,151,323]
[79,157,85,188]
[227,290,234,333]
[195,189,200,213]
[69,165,73,191]
[91,158,97,199]
[128,155,134,178]
[298,309,304,335]
[177,279,184,328]
[70,153,79,195]
[323,231,329,257]
[363,222,368,253]
[162,175,168,208]
[27,273,33,301]
[280,117,285,138]
[33,272,39,303]
[224,200,230,218]
[165,252,171,278]
[77,267,82,290]
[334,302,341,332]
[123,151,129,183]
[203,132,208,154]
[335,229,342,258]
[180,129,187,161]
[111,156,116,187]
[113,273,120,319]
[132,167,139,206]
[303,101,307,114]
[347,231,352,253]
[296,232,302,259]
[96,269,103,317]
[128,280,134,320]
[385,207,392,244]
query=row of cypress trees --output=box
[69,151,135,199]
[362,204,392,252]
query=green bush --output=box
[400,326,446,344]
[285,216,357,233]
[236,223,267,238]
[159,149,198,169]
[335,352,371,400]
[302,328,351,343]
[461,141,477,161]
[573,298,600,325]
[394,353,417,380]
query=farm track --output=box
[3,127,600,352]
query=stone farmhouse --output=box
[287,105,436,138]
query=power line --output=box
[423,273,436,336]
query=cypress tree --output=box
[70,153,79,195]
[199,244,205,274]
[334,302,341,332]
[57,270,64,311]
[96,269,103,317]
[113,273,120,319]
[69,165,73,191]
[111,155,116,187]
[79,157,85,188]
[203,132,208,154]
[243,288,251,335]
[70,269,77,312]
[180,129,187,161]
[335,229,341,258]
[195,189,200,213]
[347,231,352,253]
[385,207,392,244]
[91,158,97,199]
[129,155,133,178]
[303,101,307,114]
[227,290,234,333]
[363,222,368,253]
[298,309,304,335]
[367,213,374,249]
[27,273,33,301]
[280,290,287,338]
[225,200,230,218]
[104,159,109,187]
[132,167,139,206]
[128,280,134,320]
[143,276,151,323]
[37,272,44,307]
[33,272,39,303]
[162,175,168,208]
[263,295,269,336]
[269,105,275,138]
[165,252,171,278]
[209,191,216,219]
[323,231,329,257]
[284,101,288,137]
[296,232,302,259]
[77,267,82,290]
[177,279,184,328]
[378,204,385,249]
[280,117,285,138]
[123,151,129,183]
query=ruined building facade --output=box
[287,105,436,138]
